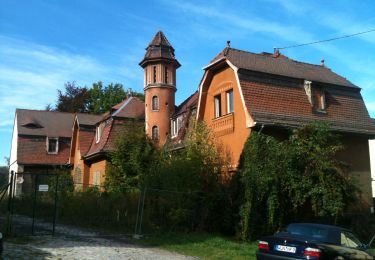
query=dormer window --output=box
[96,126,101,143]
[96,122,104,143]
[47,137,58,154]
[317,88,326,111]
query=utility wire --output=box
[275,28,375,51]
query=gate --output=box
[5,171,59,236]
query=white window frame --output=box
[46,137,59,154]
[95,125,101,143]
[171,119,178,138]
[214,94,221,118]
[226,89,234,114]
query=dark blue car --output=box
[256,223,375,259]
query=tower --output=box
[139,31,181,145]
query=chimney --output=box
[321,59,325,66]
[273,48,280,57]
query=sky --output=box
[1,0,375,166]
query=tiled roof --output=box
[78,129,96,156]
[209,47,357,88]
[139,31,180,68]
[18,136,71,165]
[76,113,102,126]
[240,79,375,135]
[17,109,75,137]
[83,97,145,159]
[173,91,198,118]
[111,97,145,119]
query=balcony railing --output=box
[211,113,234,137]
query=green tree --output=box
[88,81,127,114]
[239,123,357,240]
[104,124,157,192]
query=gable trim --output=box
[226,60,254,128]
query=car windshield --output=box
[286,224,335,244]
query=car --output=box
[256,223,375,259]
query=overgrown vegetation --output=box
[238,123,359,240]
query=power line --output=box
[275,28,375,51]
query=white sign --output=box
[38,184,49,192]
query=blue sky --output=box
[1,0,375,166]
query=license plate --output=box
[275,245,296,253]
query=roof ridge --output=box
[16,108,75,115]
[112,97,133,117]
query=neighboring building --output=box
[9,109,75,194]
[196,45,375,210]
[70,96,144,188]
[139,31,180,146]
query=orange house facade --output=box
[197,46,375,209]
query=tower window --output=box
[214,94,221,118]
[152,96,159,110]
[226,89,234,113]
[152,126,159,140]
[153,66,157,83]
[165,66,168,84]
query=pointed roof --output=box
[139,31,181,68]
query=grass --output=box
[137,232,258,260]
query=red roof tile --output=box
[240,79,375,135]
[209,48,357,88]
[17,109,74,137]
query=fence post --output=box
[31,174,38,235]
[138,187,147,235]
[5,171,14,235]
[134,188,142,237]
[52,174,59,236]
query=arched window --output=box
[152,126,159,140]
[152,96,159,110]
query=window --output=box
[320,90,326,110]
[165,65,168,83]
[341,232,362,248]
[74,167,82,184]
[152,126,159,140]
[96,126,101,143]
[93,171,101,186]
[47,137,58,154]
[153,66,157,83]
[226,89,234,113]
[152,96,159,110]
[214,94,221,118]
[171,119,178,137]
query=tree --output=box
[104,124,157,192]
[56,82,90,113]
[88,81,127,114]
[238,123,358,240]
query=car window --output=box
[341,231,362,248]
[287,224,330,241]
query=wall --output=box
[338,135,373,212]
[369,140,375,198]
[199,66,251,168]
[89,160,107,187]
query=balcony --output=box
[211,113,234,137]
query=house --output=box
[195,44,375,210]
[70,96,144,189]
[9,109,75,195]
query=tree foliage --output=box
[239,123,358,240]
[104,124,157,192]
[54,81,144,114]
[88,81,127,114]
[56,82,90,113]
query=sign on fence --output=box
[38,184,49,192]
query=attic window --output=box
[96,123,104,143]
[47,137,58,154]
[226,89,234,113]
[317,88,326,111]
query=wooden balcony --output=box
[211,113,234,137]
